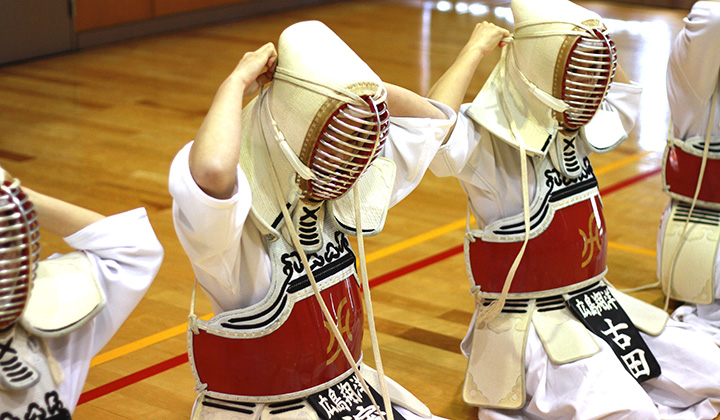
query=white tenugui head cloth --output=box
[467,0,618,164]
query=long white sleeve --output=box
[667,1,720,139]
[46,208,163,412]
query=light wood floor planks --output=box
[1,1,713,418]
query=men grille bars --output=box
[307,96,390,201]
[0,181,40,329]
[562,27,617,129]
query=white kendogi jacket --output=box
[170,99,455,420]
[430,80,720,420]
[0,209,163,417]
[659,0,720,344]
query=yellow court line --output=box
[365,218,467,262]
[91,218,471,367]
[594,151,654,176]
[91,151,656,366]
[92,238,656,367]
[608,241,656,257]
[90,312,213,367]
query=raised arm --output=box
[189,42,277,199]
[667,1,720,138]
[23,187,105,238]
[427,22,510,113]
[383,83,447,119]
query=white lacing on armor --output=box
[562,137,580,173]
[0,329,39,390]
[550,131,583,179]
[293,201,324,253]
[194,382,208,393]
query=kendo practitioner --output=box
[168,21,476,420]
[658,0,720,345]
[0,170,163,417]
[426,0,720,419]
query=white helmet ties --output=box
[264,21,389,202]
[467,0,618,175]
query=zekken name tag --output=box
[566,284,661,383]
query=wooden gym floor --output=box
[0,0,714,418]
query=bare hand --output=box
[233,42,278,98]
[460,22,511,58]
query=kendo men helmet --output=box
[0,177,39,331]
[467,0,618,158]
[263,20,389,201]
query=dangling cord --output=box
[466,200,487,308]
[664,86,718,311]
[512,19,596,38]
[39,338,64,386]
[354,185,393,420]
[273,67,387,106]
[473,62,531,324]
[261,119,386,419]
[464,198,476,248]
[619,277,660,293]
[188,278,200,334]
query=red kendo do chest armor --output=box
[467,160,607,295]
[664,140,720,206]
[188,228,364,398]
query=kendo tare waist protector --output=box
[660,136,720,304]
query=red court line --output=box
[600,167,661,195]
[369,244,464,288]
[78,354,189,405]
[77,166,661,405]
